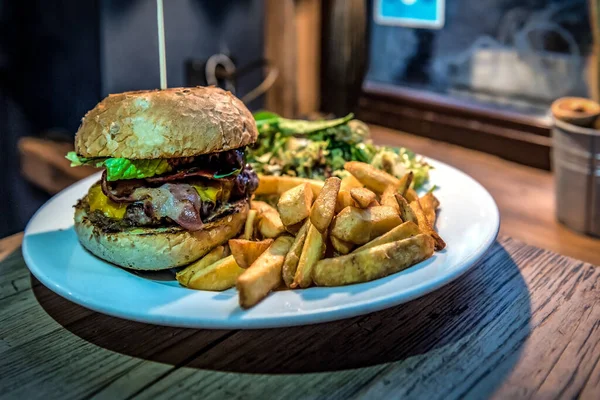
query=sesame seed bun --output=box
[74,86,258,159]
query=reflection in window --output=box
[367,0,591,116]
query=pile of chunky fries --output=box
[176,161,445,309]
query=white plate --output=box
[23,159,499,329]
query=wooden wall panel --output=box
[264,0,321,117]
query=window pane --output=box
[367,0,592,117]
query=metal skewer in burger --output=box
[67,86,259,270]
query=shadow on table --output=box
[33,239,531,387]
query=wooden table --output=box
[2,231,600,399]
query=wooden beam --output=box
[295,0,321,115]
[264,0,322,117]
[320,0,368,116]
[264,0,297,117]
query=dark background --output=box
[0,0,264,238]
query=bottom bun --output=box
[74,200,248,270]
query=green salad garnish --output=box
[247,112,431,189]
[66,152,173,181]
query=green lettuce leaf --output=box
[66,152,172,181]
[66,152,106,168]
[253,110,280,129]
[253,110,280,121]
[213,167,242,179]
[102,158,172,181]
[278,113,354,135]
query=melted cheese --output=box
[87,182,222,221]
[87,184,127,219]
[192,184,221,203]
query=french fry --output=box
[340,174,363,191]
[310,177,341,232]
[380,185,400,213]
[253,201,286,238]
[237,235,294,308]
[228,239,273,269]
[255,175,323,198]
[396,171,414,196]
[352,221,420,253]
[312,234,435,286]
[379,172,415,214]
[410,200,446,250]
[258,212,286,238]
[350,187,378,209]
[282,220,310,287]
[431,193,441,209]
[285,220,305,235]
[293,223,326,288]
[277,183,314,226]
[243,209,257,240]
[330,205,401,244]
[405,188,419,203]
[176,245,227,286]
[395,193,418,225]
[369,206,403,238]
[252,200,277,215]
[335,190,357,213]
[330,206,372,245]
[344,161,400,194]
[187,255,244,291]
[330,235,354,255]
[419,192,438,227]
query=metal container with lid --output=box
[552,118,600,237]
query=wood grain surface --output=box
[1,235,599,399]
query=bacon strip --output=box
[98,160,258,232]
[101,171,144,202]
[132,183,204,231]
[100,172,203,231]
[145,167,234,184]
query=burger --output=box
[66,86,259,270]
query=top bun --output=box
[74,86,258,159]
